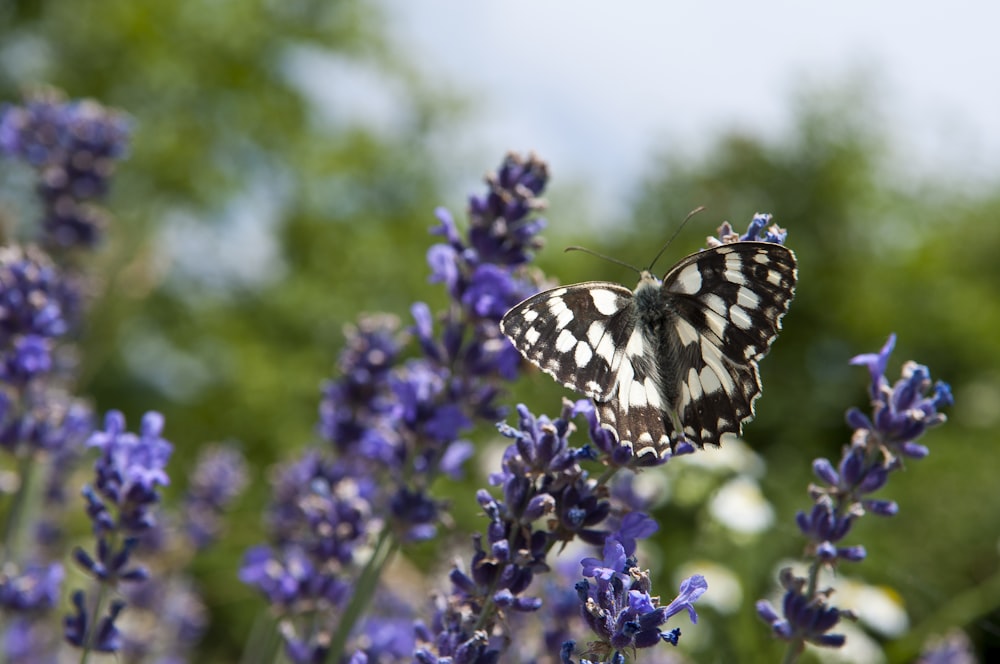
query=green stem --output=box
[78,583,108,664]
[325,526,399,663]
[780,638,806,664]
[595,465,619,487]
[2,453,36,564]
[241,610,284,664]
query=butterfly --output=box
[500,241,797,459]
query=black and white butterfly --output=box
[500,241,797,459]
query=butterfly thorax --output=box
[633,271,684,408]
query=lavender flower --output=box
[245,154,551,662]
[0,92,129,249]
[118,577,209,663]
[182,443,248,549]
[422,151,549,392]
[708,212,788,246]
[239,450,375,663]
[0,563,64,612]
[414,400,603,663]
[846,333,953,458]
[66,410,173,655]
[0,246,72,387]
[757,334,952,659]
[565,533,706,663]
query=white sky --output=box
[383,1,1000,220]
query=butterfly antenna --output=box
[645,206,706,272]
[564,245,642,276]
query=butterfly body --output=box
[500,241,797,459]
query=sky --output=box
[382,1,1000,221]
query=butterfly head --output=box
[635,270,662,292]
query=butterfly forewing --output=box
[501,240,797,459]
[499,282,636,400]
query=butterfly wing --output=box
[593,320,676,459]
[500,282,636,401]
[661,242,797,447]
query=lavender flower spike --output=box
[758,335,952,660]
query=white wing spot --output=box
[703,293,728,315]
[736,286,760,309]
[574,340,594,368]
[725,252,743,272]
[699,365,723,394]
[555,329,578,353]
[614,361,635,413]
[686,367,703,400]
[628,380,648,407]
[753,252,770,264]
[673,263,703,294]
[588,320,616,364]
[590,289,621,316]
[625,329,646,360]
[522,309,539,323]
[643,376,662,408]
[766,269,783,286]
[724,269,747,286]
[524,327,541,346]
[704,307,728,339]
[675,318,700,347]
[700,338,737,393]
[555,308,574,329]
[729,304,753,330]
[548,297,569,317]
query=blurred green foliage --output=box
[2,1,999,662]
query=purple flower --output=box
[182,444,249,549]
[609,512,658,557]
[0,93,129,249]
[86,410,172,531]
[0,563,64,612]
[3,617,58,664]
[238,545,350,610]
[391,360,471,444]
[426,153,547,327]
[66,411,173,656]
[64,590,126,652]
[580,539,628,583]
[756,570,848,648]
[758,335,952,656]
[847,333,953,454]
[0,246,71,344]
[0,335,53,383]
[709,213,789,246]
[575,538,705,658]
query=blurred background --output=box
[1,1,998,662]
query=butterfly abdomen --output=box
[632,276,685,413]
